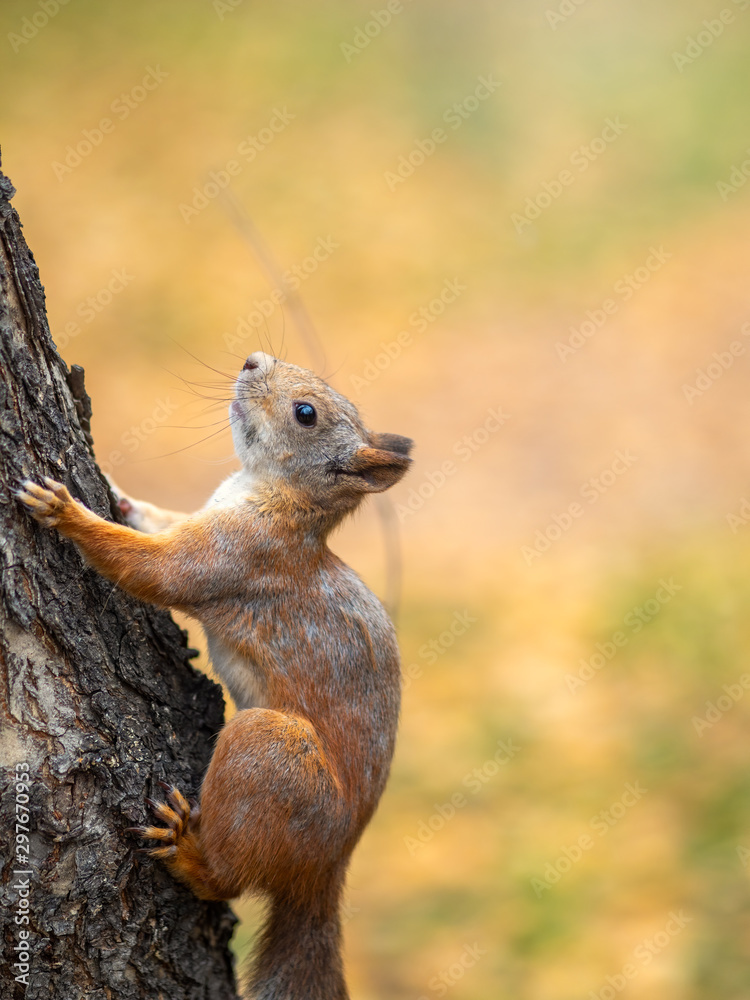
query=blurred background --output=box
[3,0,750,996]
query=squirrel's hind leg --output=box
[180,708,344,901]
[130,709,344,902]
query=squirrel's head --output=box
[230,352,413,527]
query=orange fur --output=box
[18,354,413,1000]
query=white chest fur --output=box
[205,630,269,712]
[202,469,258,511]
[201,470,269,711]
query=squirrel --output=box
[17,351,413,1000]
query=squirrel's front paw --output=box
[107,476,173,533]
[115,494,143,528]
[106,476,141,527]
[127,782,200,860]
[16,478,74,528]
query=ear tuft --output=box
[334,443,412,493]
[368,432,414,457]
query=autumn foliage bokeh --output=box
[3,2,750,996]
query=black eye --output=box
[294,402,317,427]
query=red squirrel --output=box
[18,352,413,999]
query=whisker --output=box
[279,306,287,361]
[164,337,238,381]
[187,400,232,417]
[158,417,234,430]
[198,452,240,466]
[221,351,255,364]
[160,365,234,404]
[320,358,347,381]
[179,382,235,392]
[259,321,272,359]
[172,384,235,402]
[132,421,235,461]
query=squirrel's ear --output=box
[368,432,414,457]
[341,443,413,493]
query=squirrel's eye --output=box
[294,402,317,427]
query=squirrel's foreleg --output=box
[17,478,214,609]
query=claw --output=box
[143,825,178,842]
[127,823,175,843]
[148,844,178,860]
[163,783,191,818]
[130,783,193,854]
[145,797,181,830]
[16,477,72,527]
[137,845,177,858]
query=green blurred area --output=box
[3,1,750,996]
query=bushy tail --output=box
[246,878,349,1000]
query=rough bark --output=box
[0,157,238,999]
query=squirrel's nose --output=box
[243,352,276,374]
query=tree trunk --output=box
[0,158,238,999]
